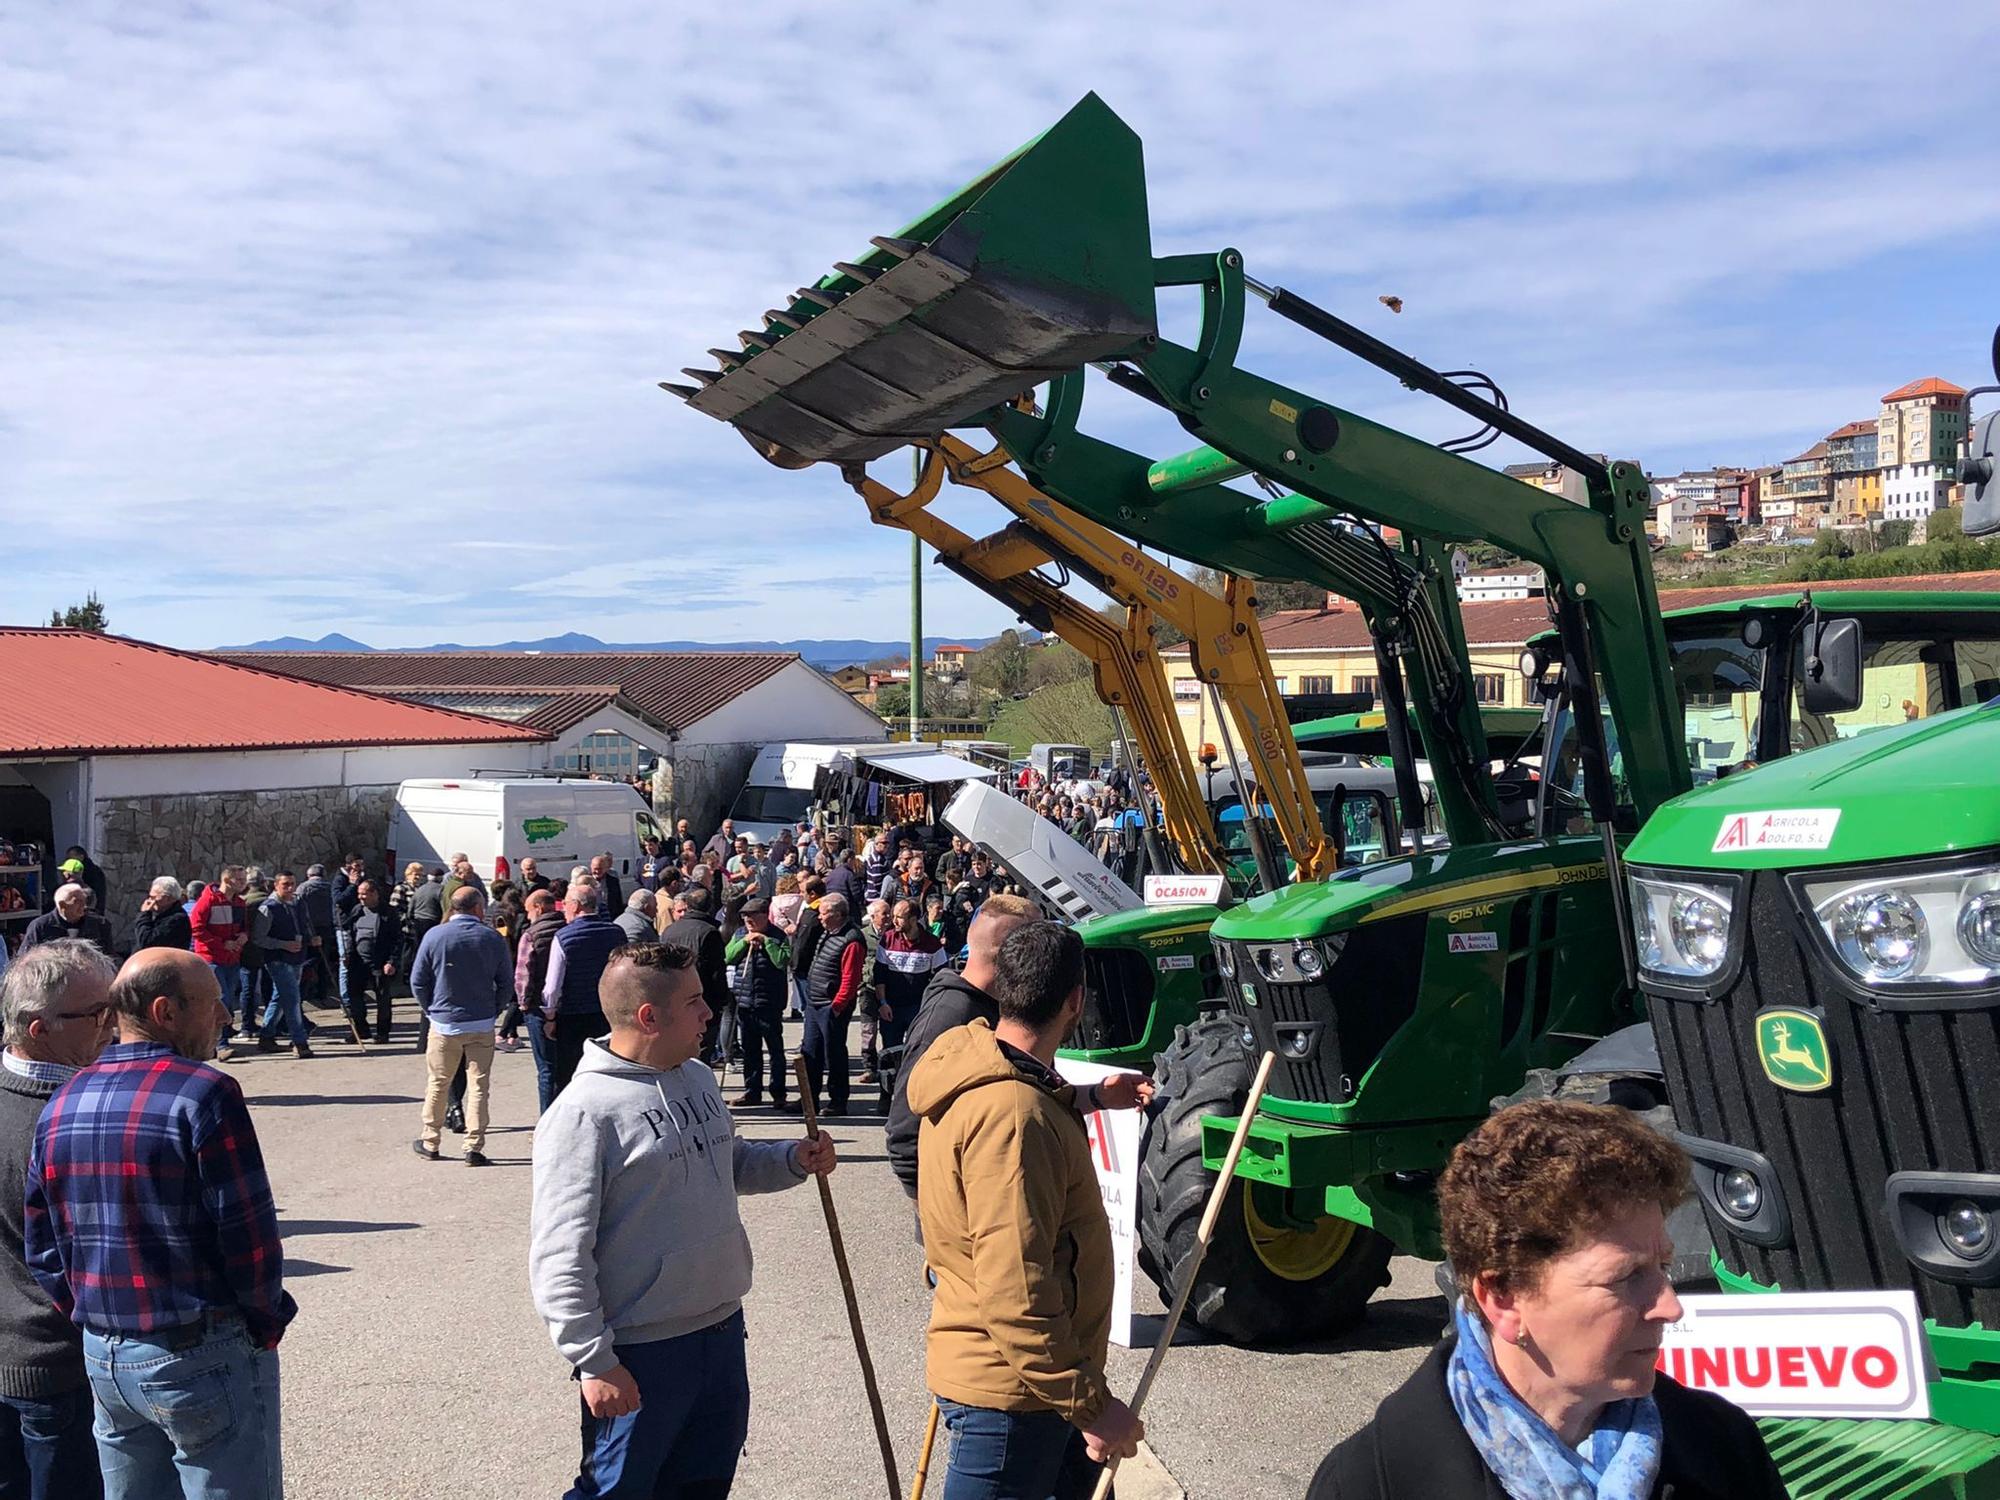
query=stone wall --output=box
[95,785,399,921]
[652,742,760,842]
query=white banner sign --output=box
[1054,1058,1145,1348]
[1657,1291,1931,1419]
[1143,873,1228,907]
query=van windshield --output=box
[731,785,812,824]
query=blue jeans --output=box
[526,1012,556,1114]
[256,964,306,1047]
[333,929,353,1008]
[209,966,246,1042]
[83,1320,281,1500]
[569,1310,748,1499]
[0,1385,103,1500]
[937,1401,1105,1500]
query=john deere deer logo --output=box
[1755,1009,1832,1093]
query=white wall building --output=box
[1882,461,1955,523]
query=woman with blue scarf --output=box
[1309,1101,1784,1499]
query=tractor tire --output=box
[1137,1015,1394,1347]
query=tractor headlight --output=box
[1629,874,1736,981]
[1215,942,1236,980]
[1799,861,2000,989]
[1293,943,1326,980]
[1945,1200,1994,1259]
[1832,891,1926,980]
[1719,1168,1763,1222]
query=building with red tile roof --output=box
[0,630,551,933]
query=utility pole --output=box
[909,446,924,740]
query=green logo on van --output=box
[522,817,568,845]
[1755,1008,1832,1093]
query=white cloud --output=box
[3,2,1997,648]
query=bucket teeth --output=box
[707,348,744,370]
[833,261,880,284]
[869,235,923,260]
[764,309,803,331]
[680,367,722,387]
[658,382,701,400]
[795,286,842,310]
[738,329,776,351]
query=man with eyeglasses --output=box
[0,940,117,1498]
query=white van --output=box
[386,777,667,886]
[723,742,857,846]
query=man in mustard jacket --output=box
[906,921,1148,1498]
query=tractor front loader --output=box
[669,90,1683,1344]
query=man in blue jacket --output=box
[409,885,513,1166]
[540,880,628,1099]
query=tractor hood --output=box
[1628,698,2000,872]
[1210,837,1608,943]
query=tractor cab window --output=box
[1668,631,1763,780]
[1792,634,1949,750]
[1954,637,2000,706]
[1537,689,1631,837]
[1329,789,1397,865]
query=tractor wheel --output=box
[1137,1015,1394,1346]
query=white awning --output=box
[856,750,999,785]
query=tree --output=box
[1876,519,1914,550]
[874,683,910,720]
[1025,640,1092,691]
[49,592,108,631]
[969,630,1031,696]
[989,677,1115,757]
[1928,507,1963,542]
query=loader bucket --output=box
[672,92,1157,467]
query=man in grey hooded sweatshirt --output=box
[530,942,836,1499]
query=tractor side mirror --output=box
[1797,617,1864,716]
[1963,409,2000,538]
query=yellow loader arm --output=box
[848,436,1339,881]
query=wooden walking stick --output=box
[1089,1051,1277,1500]
[908,1400,941,1500]
[794,1055,902,1500]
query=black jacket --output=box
[131,905,193,952]
[660,912,729,1010]
[885,969,1000,1195]
[296,875,336,935]
[20,910,118,958]
[349,904,403,972]
[1307,1339,1788,1500]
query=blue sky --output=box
[7,2,1999,649]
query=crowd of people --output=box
[0,785,1787,1500]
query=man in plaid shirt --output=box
[24,947,294,1499]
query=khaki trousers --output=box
[422,1028,494,1154]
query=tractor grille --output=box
[1650,870,2000,1327]
[1215,914,1424,1104]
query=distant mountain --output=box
[220,630,1030,670]
[218,631,374,653]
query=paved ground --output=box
[244,1002,1448,1498]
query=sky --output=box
[6,2,1999,650]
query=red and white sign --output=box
[1143,873,1229,907]
[1712,808,1841,854]
[1054,1058,1145,1348]
[1657,1292,1931,1419]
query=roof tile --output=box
[214,650,795,732]
[0,631,548,758]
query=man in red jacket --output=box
[190,865,251,1058]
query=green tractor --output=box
[670,90,1676,1343]
[669,93,2000,1499]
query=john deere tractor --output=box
[671,90,2000,1493]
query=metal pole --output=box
[910,448,924,741]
